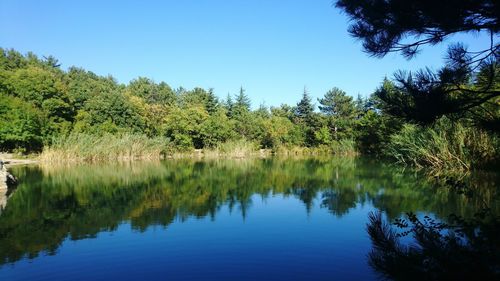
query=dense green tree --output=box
[354,94,369,117]
[65,67,103,110]
[355,109,402,155]
[260,115,296,148]
[0,94,43,151]
[270,104,295,120]
[1,64,74,139]
[314,126,333,145]
[255,103,270,119]
[140,103,169,137]
[318,87,358,139]
[127,77,176,105]
[0,48,27,70]
[318,87,355,117]
[200,108,235,147]
[5,66,66,107]
[163,105,209,149]
[178,87,219,114]
[81,90,145,134]
[227,87,259,139]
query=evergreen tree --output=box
[318,87,356,118]
[295,87,314,122]
[204,88,219,115]
[224,93,234,118]
[233,86,251,116]
[294,88,318,146]
[354,94,368,116]
[335,0,500,126]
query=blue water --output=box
[1,196,375,280]
[0,158,492,280]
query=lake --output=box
[0,157,497,281]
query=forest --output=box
[0,47,499,170]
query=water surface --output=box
[0,158,497,280]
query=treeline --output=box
[0,48,499,170]
[0,48,365,154]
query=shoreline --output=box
[0,153,39,167]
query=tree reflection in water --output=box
[0,157,498,274]
[367,176,500,281]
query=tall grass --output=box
[387,118,499,171]
[202,139,263,158]
[41,133,168,163]
[274,139,358,156]
[40,134,358,163]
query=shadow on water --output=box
[366,173,500,281]
[0,157,498,275]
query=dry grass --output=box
[40,133,167,163]
[274,139,358,157]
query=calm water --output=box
[0,158,497,281]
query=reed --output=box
[40,134,359,163]
[40,133,168,163]
[274,139,358,156]
[202,139,263,158]
[386,118,498,171]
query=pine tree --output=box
[234,87,250,111]
[224,93,234,118]
[318,87,355,118]
[295,87,314,121]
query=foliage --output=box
[355,110,402,156]
[335,0,499,59]
[163,105,208,150]
[318,87,358,140]
[199,108,235,147]
[374,61,500,126]
[318,87,356,118]
[0,94,43,152]
[336,0,500,125]
[294,88,315,123]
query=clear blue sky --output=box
[0,0,492,107]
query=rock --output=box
[0,161,7,190]
[0,185,7,212]
[0,159,18,213]
[0,159,17,190]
